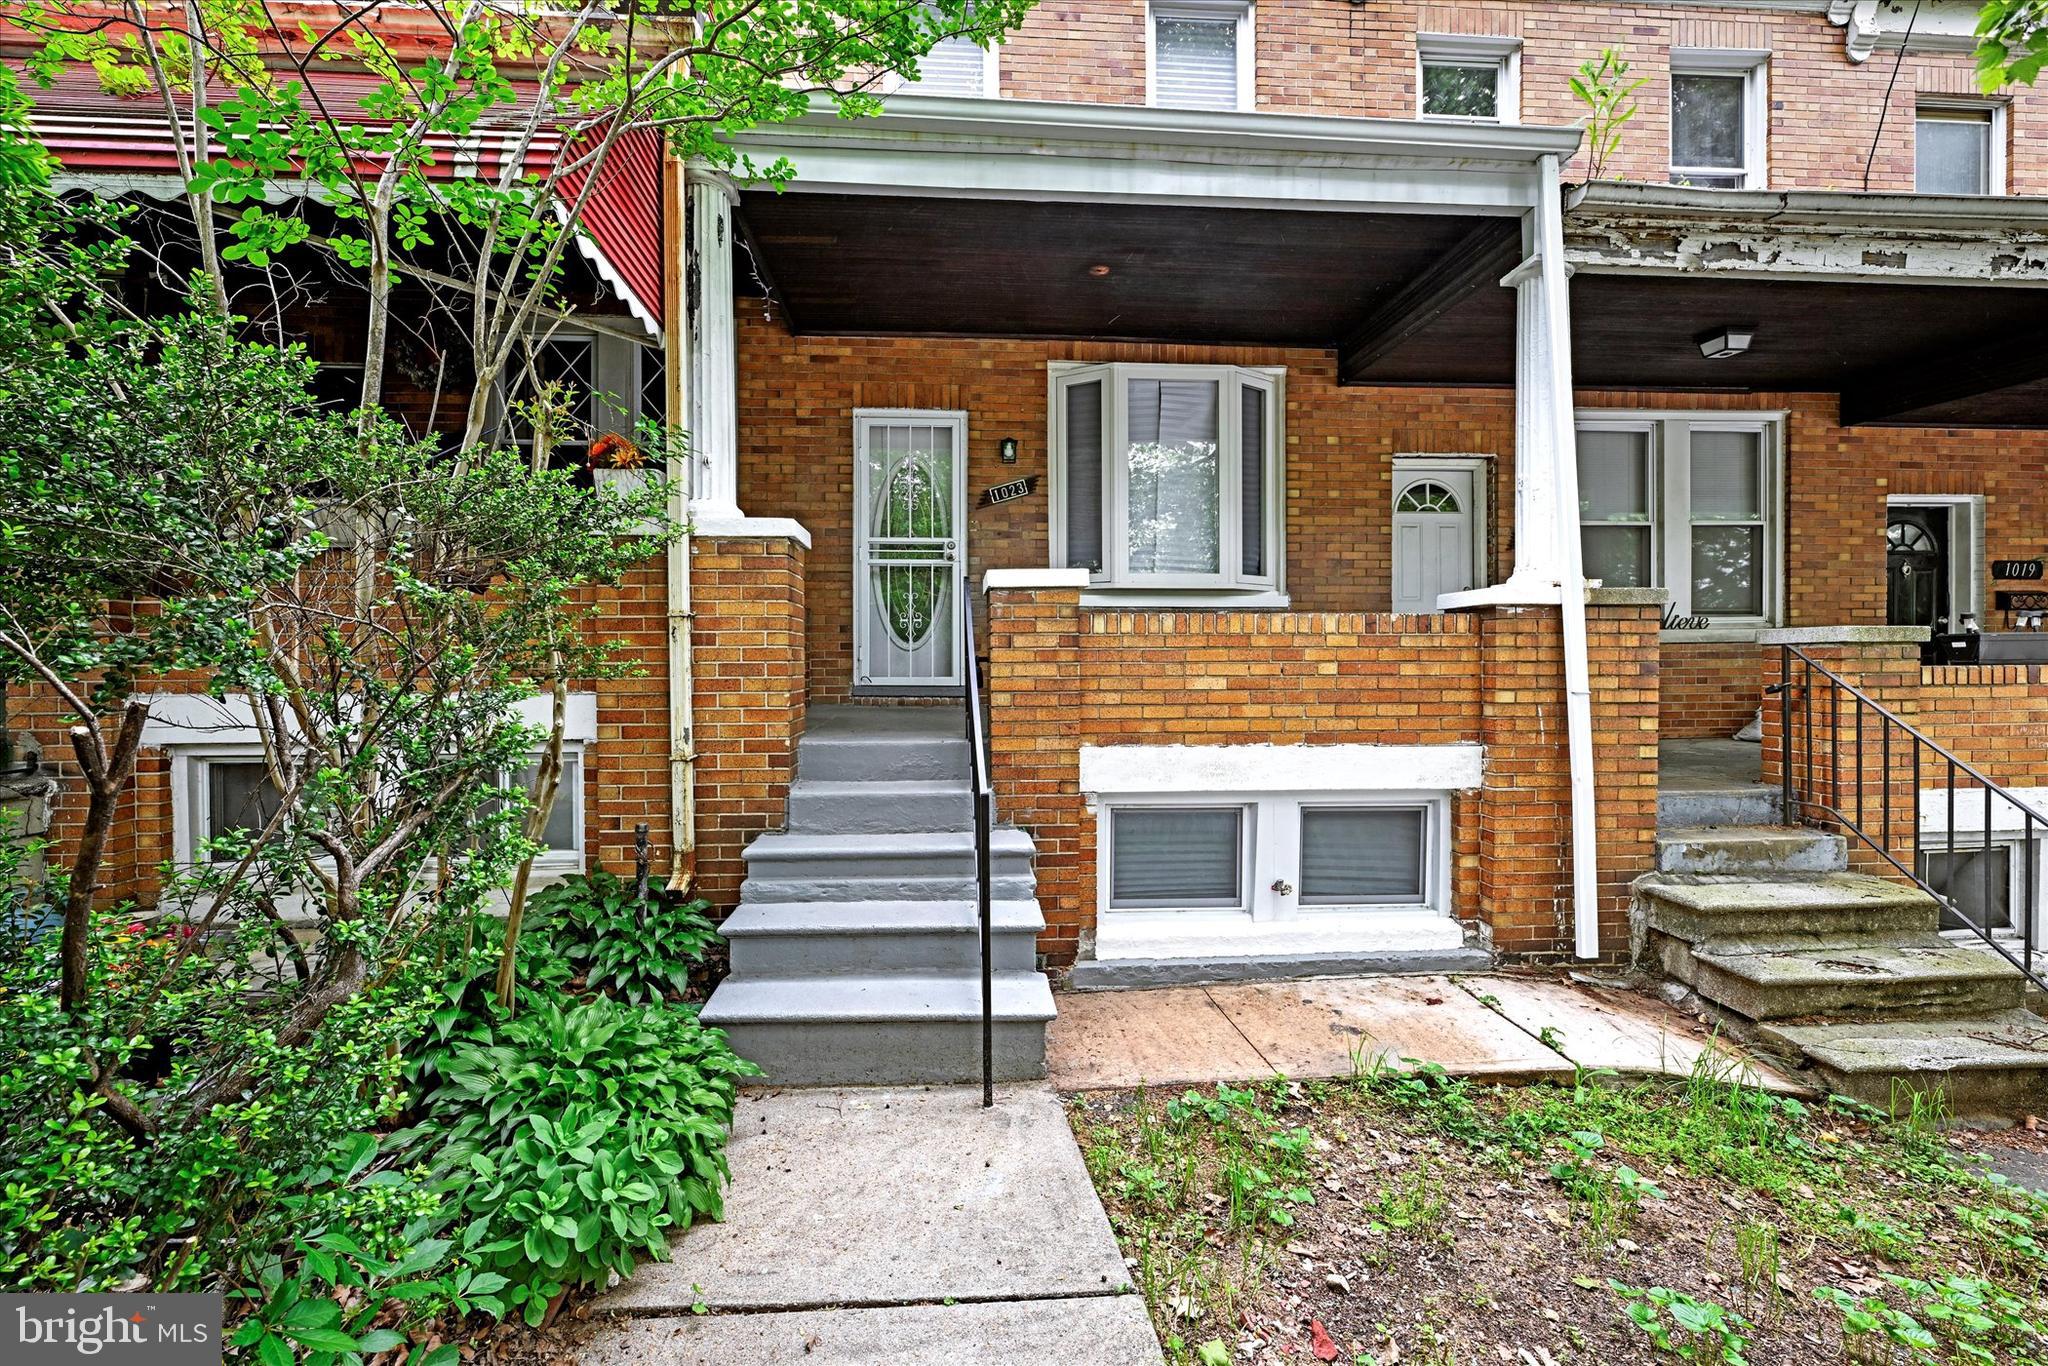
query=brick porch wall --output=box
[686,532,807,912]
[984,584,1658,965]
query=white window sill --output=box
[1081,589,1292,610]
[1094,908,1461,962]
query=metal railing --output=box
[961,589,996,1108]
[1775,645,2043,990]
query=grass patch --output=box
[1071,1056,2048,1365]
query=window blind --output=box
[1241,383,1265,577]
[1154,15,1238,110]
[914,36,987,95]
[1064,379,1104,571]
[1690,431,1762,521]
[1299,807,1425,905]
[1110,807,1243,908]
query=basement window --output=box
[1148,0,1253,112]
[1417,35,1520,124]
[1670,51,1768,189]
[1051,363,1283,596]
[1102,793,1446,920]
[481,749,587,865]
[1916,104,2003,195]
[1576,412,1783,629]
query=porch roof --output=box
[729,100,2048,428]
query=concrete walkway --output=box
[584,1084,1162,1365]
[1048,971,1810,1094]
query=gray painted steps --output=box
[702,974,1056,1086]
[721,899,1045,975]
[1657,786,1783,831]
[786,778,971,834]
[703,703,1054,1086]
[1758,1010,2048,1116]
[1656,825,1847,876]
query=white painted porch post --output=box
[685,168,742,520]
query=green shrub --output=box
[397,990,755,1324]
[527,870,720,1004]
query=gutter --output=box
[1567,179,2048,231]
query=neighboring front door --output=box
[854,410,967,693]
[1391,464,1481,613]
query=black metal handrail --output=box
[962,588,995,1108]
[1775,645,2044,991]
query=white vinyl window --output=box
[1916,104,2004,195]
[1051,363,1281,594]
[1417,34,1520,124]
[1101,793,1446,920]
[900,5,1001,98]
[1148,0,1253,111]
[1670,51,1768,189]
[495,333,661,461]
[1576,413,1783,628]
[193,756,285,861]
[484,749,586,863]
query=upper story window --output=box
[1416,34,1520,124]
[904,4,1001,99]
[1576,412,1783,629]
[1670,51,1768,189]
[1916,104,2004,194]
[1051,363,1282,595]
[1148,0,1253,112]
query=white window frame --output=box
[1095,790,1451,928]
[493,331,658,452]
[1886,493,1984,628]
[1415,34,1521,125]
[885,27,1001,98]
[1145,0,1255,113]
[486,745,589,874]
[1915,100,2007,196]
[1048,361,1285,599]
[1576,410,1786,636]
[1669,49,1769,190]
[1916,788,2048,949]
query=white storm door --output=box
[1391,465,1481,613]
[854,411,968,692]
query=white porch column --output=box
[684,168,741,520]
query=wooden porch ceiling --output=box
[734,190,2048,428]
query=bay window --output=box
[1052,363,1282,594]
[1575,413,1782,628]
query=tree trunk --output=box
[495,669,567,1010]
[60,700,149,1015]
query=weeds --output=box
[1610,1282,1753,1363]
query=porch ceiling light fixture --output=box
[1697,325,1757,359]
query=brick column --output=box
[1466,591,1660,961]
[983,570,1087,967]
[689,528,807,912]
[1759,627,1926,879]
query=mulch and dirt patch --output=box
[1068,1063,2048,1365]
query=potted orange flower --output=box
[589,432,652,494]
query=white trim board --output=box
[1079,742,1484,795]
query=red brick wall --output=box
[1473,600,1660,961]
[686,532,807,911]
[983,585,1654,963]
[997,1,2048,193]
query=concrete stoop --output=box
[701,706,1056,1086]
[1639,809,2048,1120]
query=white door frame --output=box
[1391,454,1490,611]
[853,408,969,694]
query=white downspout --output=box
[665,151,697,893]
[1535,154,1601,960]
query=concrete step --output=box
[1635,873,1940,946]
[797,733,969,782]
[1674,936,2024,1022]
[742,829,1036,903]
[1656,825,1847,876]
[1658,786,1783,830]
[721,899,1045,976]
[785,778,972,834]
[1758,1010,2048,1119]
[700,972,1057,1085]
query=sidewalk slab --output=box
[1046,985,1269,1089]
[580,1296,1163,1366]
[1454,973,1813,1096]
[600,1084,1134,1315]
